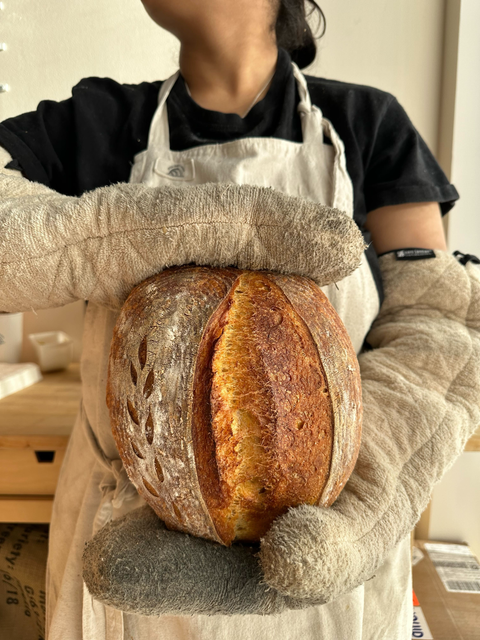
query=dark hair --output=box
[275,0,326,69]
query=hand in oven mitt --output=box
[83,251,480,615]
[82,505,317,616]
[0,166,363,313]
[259,251,480,601]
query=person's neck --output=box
[179,36,278,117]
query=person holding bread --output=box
[1,1,479,639]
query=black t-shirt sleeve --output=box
[363,96,458,214]
[0,77,160,196]
[0,95,78,194]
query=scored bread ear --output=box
[0,175,365,313]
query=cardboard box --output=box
[413,540,480,640]
[413,590,434,639]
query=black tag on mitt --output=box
[379,248,436,260]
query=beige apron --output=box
[45,63,412,640]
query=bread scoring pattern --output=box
[107,266,362,545]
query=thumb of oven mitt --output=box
[0,169,363,313]
[83,249,480,615]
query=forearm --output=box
[365,201,448,254]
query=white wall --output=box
[0,0,179,120]
[443,0,480,256]
[308,0,446,153]
[1,0,180,362]
[429,453,480,559]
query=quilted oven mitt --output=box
[259,250,480,601]
[0,169,363,313]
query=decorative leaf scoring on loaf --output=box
[131,441,144,459]
[155,457,165,483]
[128,348,166,508]
[138,335,148,370]
[143,478,160,497]
[145,410,154,445]
[172,502,184,523]
[127,398,140,426]
[129,354,164,506]
[143,370,155,399]
[130,362,137,386]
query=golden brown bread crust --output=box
[107,266,362,546]
[192,272,333,543]
[268,274,363,506]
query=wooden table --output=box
[0,364,81,523]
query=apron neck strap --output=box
[157,70,180,109]
[291,62,314,115]
[148,71,180,150]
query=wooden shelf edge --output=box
[0,435,69,450]
[465,432,480,452]
[0,495,53,523]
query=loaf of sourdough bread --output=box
[107,266,362,546]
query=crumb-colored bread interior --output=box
[193,272,334,545]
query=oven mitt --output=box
[259,250,480,601]
[83,250,480,615]
[0,169,364,313]
[82,504,317,616]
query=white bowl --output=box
[28,331,73,372]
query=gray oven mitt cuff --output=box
[0,171,364,313]
[83,250,480,615]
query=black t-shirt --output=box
[0,48,458,301]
